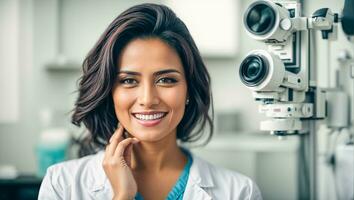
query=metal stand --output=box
[298,120,318,200]
[309,120,317,200]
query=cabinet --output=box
[0,175,42,200]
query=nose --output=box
[137,81,160,108]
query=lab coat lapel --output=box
[183,184,212,200]
[183,154,214,200]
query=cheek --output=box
[162,90,186,109]
[160,87,187,119]
[112,89,135,119]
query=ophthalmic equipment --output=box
[238,0,354,199]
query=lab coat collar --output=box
[188,152,214,188]
[183,152,214,199]
[88,150,214,198]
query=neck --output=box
[131,134,187,173]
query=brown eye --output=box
[120,78,138,85]
[157,77,178,84]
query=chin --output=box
[130,129,172,142]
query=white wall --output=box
[0,0,36,173]
[0,0,20,123]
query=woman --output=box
[38,3,262,200]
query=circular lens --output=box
[245,2,276,35]
[239,55,268,86]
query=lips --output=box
[132,111,168,127]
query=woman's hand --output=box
[102,125,140,200]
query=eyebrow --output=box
[118,69,182,76]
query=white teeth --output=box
[134,113,165,121]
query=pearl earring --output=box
[186,98,190,105]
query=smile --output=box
[133,112,167,121]
[133,112,168,127]
[132,112,168,127]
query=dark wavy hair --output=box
[71,3,213,156]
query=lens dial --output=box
[239,55,268,87]
[245,2,276,35]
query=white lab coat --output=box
[38,150,262,200]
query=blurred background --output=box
[0,0,353,199]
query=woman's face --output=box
[112,38,188,142]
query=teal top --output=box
[135,149,193,200]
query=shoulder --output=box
[189,153,262,200]
[47,152,102,184]
[38,151,107,199]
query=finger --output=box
[109,124,124,143]
[114,138,139,157]
[125,143,133,168]
[106,125,125,156]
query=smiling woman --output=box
[38,3,262,200]
[113,38,188,142]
